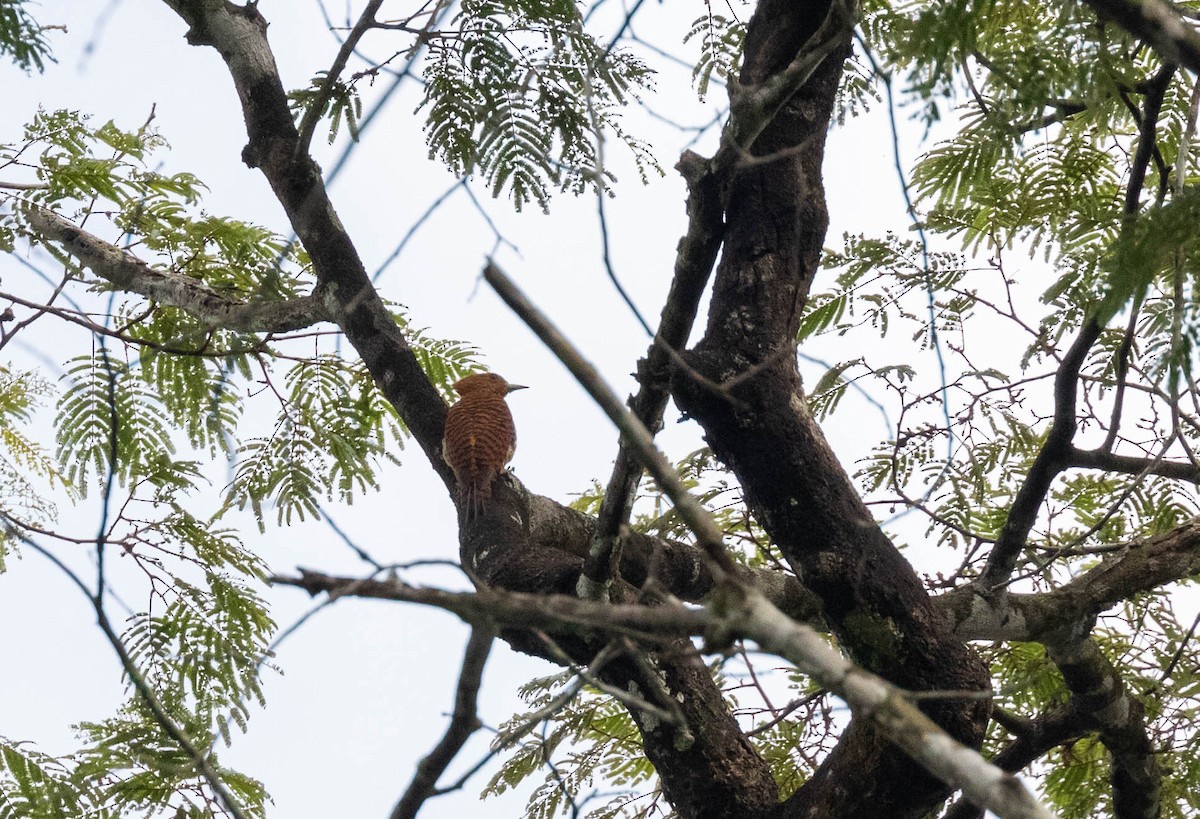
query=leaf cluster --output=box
[288,71,363,145]
[0,0,53,73]
[420,0,658,210]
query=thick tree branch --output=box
[1068,445,1200,482]
[21,206,329,333]
[161,0,455,487]
[1044,625,1161,819]
[1084,0,1200,73]
[944,517,1200,642]
[944,702,1090,819]
[276,567,1052,819]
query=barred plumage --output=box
[441,372,526,517]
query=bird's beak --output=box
[506,384,528,394]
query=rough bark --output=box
[671,1,991,815]
[142,1,1200,816]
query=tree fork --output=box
[673,0,991,815]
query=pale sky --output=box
[0,2,917,817]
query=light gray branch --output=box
[943,517,1200,642]
[476,262,1053,819]
[1044,626,1160,819]
[22,205,329,333]
[277,567,1054,819]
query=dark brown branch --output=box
[1068,445,1200,482]
[161,0,455,488]
[943,701,1090,819]
[274,568,1053,819]
[389,625,495,819]
[981,62,1174,591]
[978,317,1100,589]
[1101,304,1141,451]
[944,517,1200,642]
[295,0,385,156]
[578,149,725,599]
[1123,63,1175,215]
[1084,0,1200,73]
[484,260,739,578]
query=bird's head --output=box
[452,372,528,397]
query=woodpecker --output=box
[441,372,527,516]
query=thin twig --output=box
[15,531,250,819]
[484,260,738,577]
[390,625,496,819]
[295,0,386,157]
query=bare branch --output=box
[1044,628,1161,819]
[1084,0,1200,73]
[21,205,329,332]
[295,0,385,156]
[390,625,495,819]
[978,316,1100,589]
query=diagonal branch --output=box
[577,150,724,600]
[1083,0,1200,73]
[943,517,1200,642]
[21,206,330,333]
[1044,628,1161,819]
[295,0,385,157]
[389,625,495,819]
[160,0,454,484]
[943,701,1090,819]
[276,565,1055,819]
[1068,445,1200,482]
[477,262,1053,819]
[484,260,738,578]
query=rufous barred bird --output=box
[441,372,527,517]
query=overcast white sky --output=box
[0,2,920,817]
